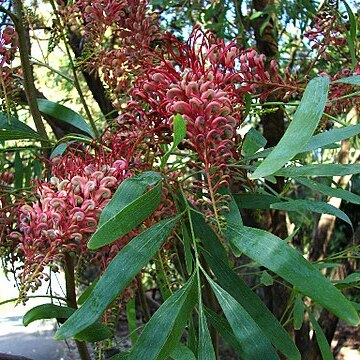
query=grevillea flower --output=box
[58,0,164,97]
[9,148,131,293]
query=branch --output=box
[11,0,50,155]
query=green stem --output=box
[136,274,151,323]
[63,254,91,360]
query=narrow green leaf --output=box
[274,164,360,177]
[50,142,71,159]
[250,77,330,179]
[77,280,98,305]
[0,113,44,141]
[191,210,228,266]
[302,124,360,152]
[173,113,187,146]
[198,306,216,360]
[23,304,111,342]
[333,272,360,285]
[205,308,245,358]
[161,114,186,167]
[202,252,300,360]
[296,177,360,205]
[293,296,304,330]
[98,171,162,227]
[342,0,357,39]
[170,343,196,360]
[74,322,113,343]
[55,217,178,340]
[334,75,360,86]
[345,31,357,70]
[245,124,360,160]
[14,151,23,189]
[306,306,334,360]
[204,275,280,360]
[37,99,95,138]
[270,200,352,227]
[226,225,360,326]
[242,128,267,156]
[182,222,193,274]
[126,298,138,346]
[23,304,74,326]
[129,274,197,360]
[88,173,163,249]
[233,193,280,209]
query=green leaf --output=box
[74,322,113,343]
[333,272,360,285]
[274,164,360,177]
[270,200,352,228]
[98,171,161,227]
[191,210,228,266]
[0,113,44,141]
[170,343,196,360]
[242,128,267,156]
[202,251,300,360]
[334,75,360,86]
[23,304,111,342]
[305,306,334,360]
[55,217,178,340]
[342,0,357,69]
[23,304,74,326]
[50,142,72,159]
[205,308,245,358]
[88,172,163,249]
[260,270,273,286]
[226,225,360,326]
[204,274,280,360]
[37,99,95,138]
[126,298,138,346]
[293,296,304,330]
[302,124,360,152]
[233,193,280,209]
[77,280,98,305]
[161,114,186,167]
[198,306,216,360]
[296,177,360,205]
[14,151,24,189]
[245,124,360,160]
[250,77,330,179]
[129,274,197,360]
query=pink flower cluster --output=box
[9,154,130,291]
[59,0,164,96]
[305,8,347,58]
